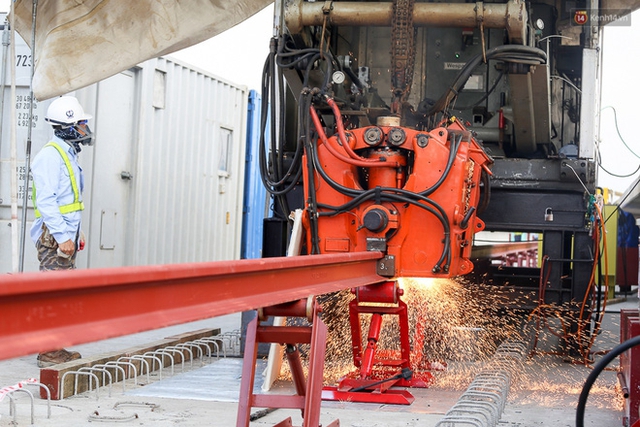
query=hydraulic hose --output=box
[257,36,338,215]
[325,97,395,165]
[301,91,321,254]
[309,136,452,271]
[310,106,395,168]
[420,132,462,197]
[428,45,547,116]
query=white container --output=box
[0,30,248,272]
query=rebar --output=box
[435,339,529,427]
[60,371,100,400]
[7,388,35,425]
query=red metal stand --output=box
[236,298,338,427]
[322,281,434,405]
[620,309,640,427]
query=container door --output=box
[85,69,138,268]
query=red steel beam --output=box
[0,252,384,360]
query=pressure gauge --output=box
[535,18,545,30]
[332,71,346,85]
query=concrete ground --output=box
[0,295,636,427]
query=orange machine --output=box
[304,96,493,278]
[296,95,494,404]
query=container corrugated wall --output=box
[0,25,55,272]
[129,57,248,266]
[0,29,249,272]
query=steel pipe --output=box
[285,0,527,43]
[0,252,385,360]
[617,371,630,399]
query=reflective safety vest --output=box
[33,142,84,218]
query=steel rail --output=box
[0,252,385,360]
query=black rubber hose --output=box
[576,335,640,427]
[420,132,462,197]
[309,140,450,232]
[381,192,451,271]
[476,168,491,215]
[258,38,307,207]
[301,93,321,254]
[428,45,546,116]
[454,70,505,111]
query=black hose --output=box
[307,130,452,270]
[453,70,505,111]
[258,38,301,209]
[301,91,321,254]
[576,335,640,427]
[381,191,451,272]
[420,132,462,197]
[258,35,339,215]
[428,45,546,116]
[475,168,491,215]
[350,368,413,392]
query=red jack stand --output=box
[236,298,338,427]
[322,281,435,405]
[621,310,640,427]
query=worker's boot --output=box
[37,349,81,368]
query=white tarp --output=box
[12,0,273,100]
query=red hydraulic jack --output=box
[322,281,436,405]
[237,297,338,427]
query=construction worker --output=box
[30,95,93,367]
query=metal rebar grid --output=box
[56,332,236,402]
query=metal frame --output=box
[237,298,338,427]
[620,310,640,427]
[322,282,432,405]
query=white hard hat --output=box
[45,96,92,127]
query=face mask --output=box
[73,121,94,146]
[54,121,94,149]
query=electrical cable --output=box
[583,202,609,359]
[258,41,288,217]
[601,106,640,159]
[258,38,296,217]
[551,74,582,94]
[563,162,591,194]
[603,177,640,225]
[258,36,339,221]
[529,202,607,364]
[452,70,505,111]
[596,146,640,178]
[301,91,322,254]
[596,105,640,183]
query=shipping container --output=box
[0,28,249,272]
[241,90,268,260]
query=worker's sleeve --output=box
[31,148,74,244]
